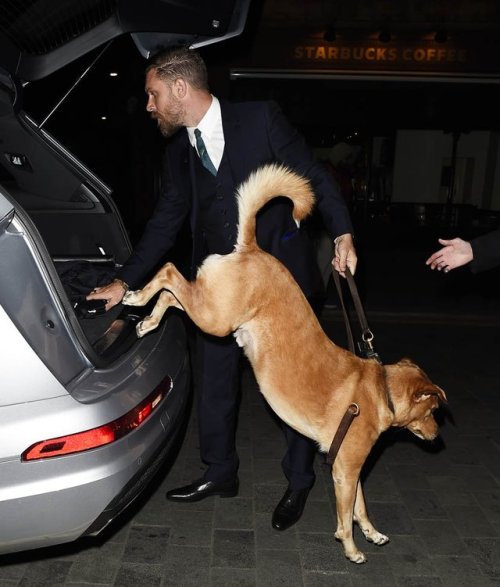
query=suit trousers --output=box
[193,329,317,489]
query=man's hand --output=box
[86,279,128,311]
[332,233,357,277]
[425,238,473,273]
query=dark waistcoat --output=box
[193,148,238,259]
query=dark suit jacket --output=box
[471,227,500,273]
[117,100,353,296]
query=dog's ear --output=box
[413,385,447,404]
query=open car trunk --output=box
[0,0,250,390]
[0,72,155,380]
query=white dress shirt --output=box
[186,96,225,171]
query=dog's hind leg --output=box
[353,482,389,547]
[135,290,184,337]
[332,460,367,564]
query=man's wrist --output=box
[113,278,129,292]
[334,233,353,244]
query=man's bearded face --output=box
[145,70,185,138]
[152,93,185,138]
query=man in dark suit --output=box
[88,46,357,531]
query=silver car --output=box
[0,0,249,555]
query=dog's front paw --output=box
[354,515,390,547]
[135,317,158,337]
[346,550,367,564]
[123,290,141,306]
[367,531,389,546]
[335,532,367,564]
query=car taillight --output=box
[22,376,172,461]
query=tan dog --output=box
[123,164,446,564]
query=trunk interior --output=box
[0,75,151,369]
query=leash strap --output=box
[332,267,381,363]
[324,267,383,467]
[331,268,356,354]
[325,403,360,466]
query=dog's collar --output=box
[382,366,396,415]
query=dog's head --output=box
[384,358,447,441]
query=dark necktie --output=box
[194,128,217,176]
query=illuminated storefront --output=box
[225,23,500,216]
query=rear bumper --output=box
[84,369,191,536]
[0,355,190,556]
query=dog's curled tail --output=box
[235,164,314,250]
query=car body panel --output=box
[0,357,189,553]
[0,309,189,553]
[0,303,69,407]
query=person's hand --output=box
[332,233,357,277]
[425,238,473,273]
[86,279,128,311]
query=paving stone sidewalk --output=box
[0,314,499,586]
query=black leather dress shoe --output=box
[272,487,310,531]
[166,477,239,502]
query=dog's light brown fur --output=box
[123,164,447,563]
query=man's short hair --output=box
[147,46,209,91]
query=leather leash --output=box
[333,267,394,418]
[331,267,381,363]
[324,268,382,467]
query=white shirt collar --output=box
[186,95,224,169]
[186,95,221,148]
